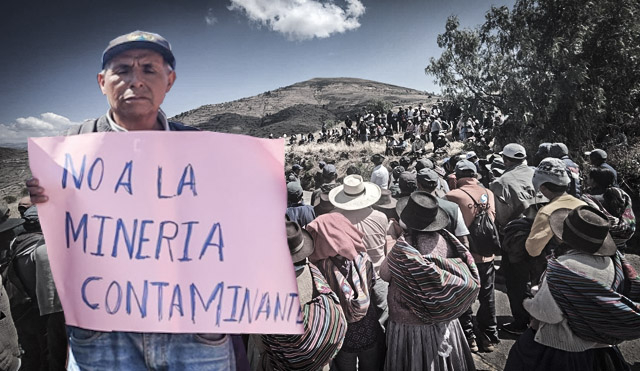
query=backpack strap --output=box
[459,188,478,206]
[458,187,490,208]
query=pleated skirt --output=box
[384,319,476,371]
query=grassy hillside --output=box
[172,77,435,138]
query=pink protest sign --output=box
[28,131,303,334]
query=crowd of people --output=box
[1,29,639,371]
[282,139,639,370]
[278,102,497,158]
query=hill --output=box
[171,77,435,137]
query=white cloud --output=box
[205,8,218,26]
[0,113,79,147]
[228,0,366,41]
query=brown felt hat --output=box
[549,205,616,256]
[286,221,315,263]
[374,189,397,210]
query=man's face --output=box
[98,49,176,123]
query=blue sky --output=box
[0,0,513,146]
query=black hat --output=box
[396,192,449,232]
[399,156,412,169]
[286,221,314,263]
[392,165,405,179]
[102,30,176,69]
[371,153,385,163]
[585,149,607,161]
[549,206,616,256]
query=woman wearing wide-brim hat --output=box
[505,205,640,371]
[379,191,480,371]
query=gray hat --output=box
[322,164,337,178]
[398,172,418,194]
[287,182,304,201]
[535,143,552,157]
[102,30,176,69]
[417,168,439,186]
[500,143,527,160]
[465,151,478,161]
[549,143,569,158]
[455,160,477,175]
[585,149,607,161]
[415,158,434,172]
[532,157,570,192]
[485,156,505,175]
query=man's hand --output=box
[26,178,48,203]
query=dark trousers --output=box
[15,306,48,371]
[459,261,497,339]
[476,261,498,336]
[44,312,67,371]
[503,254,531,327]
[431,131,440,147]
[331,339,385,371]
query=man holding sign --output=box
[27,31,295,370]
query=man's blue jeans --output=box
[68,327,236,370]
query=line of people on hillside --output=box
[277,141,638,370]
[279,102,498,153]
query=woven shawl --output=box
[582,191,636,246]
[387,229,480,323]
[546,252,640,345]
[261,263,347,371]
[316,252,372,323]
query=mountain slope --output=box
[171,77,436,137]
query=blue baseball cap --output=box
[102,30,176,69]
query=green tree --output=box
[366,100,393,114]
[426,0,640,152]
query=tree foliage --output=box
[426,0,640,151]
[367,100,393,114]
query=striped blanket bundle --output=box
[387,229,480,323]
[546,252,640,345]
[261,263,348,371]
[316,252,372,323]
